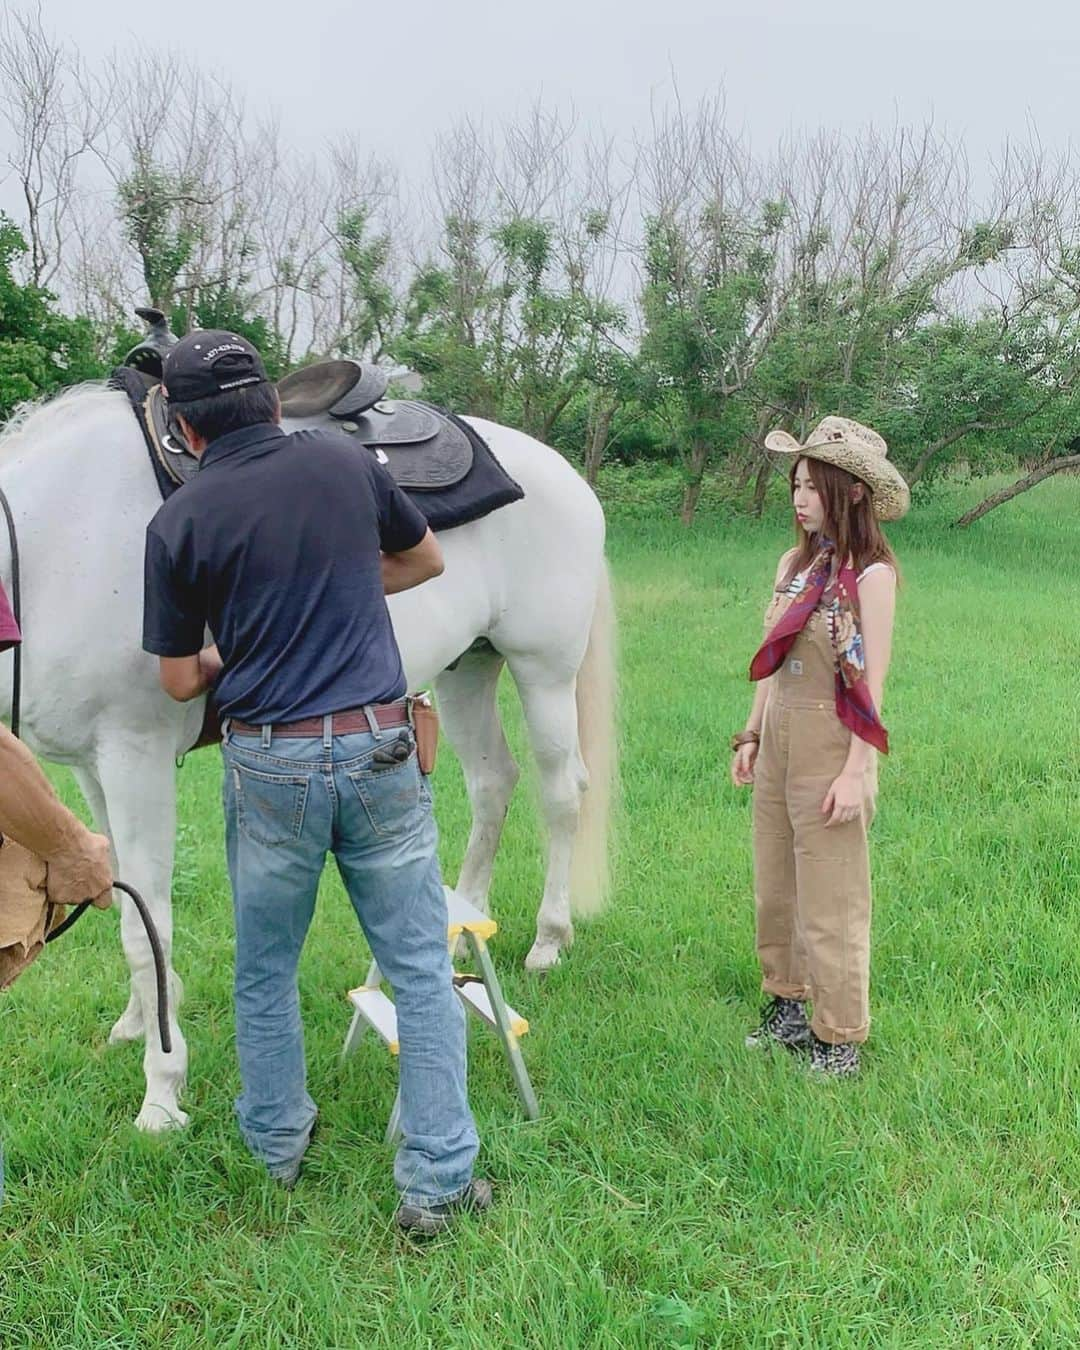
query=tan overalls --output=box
[752,593,878,1045]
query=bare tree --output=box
[98,51,255,320]
[954,449,1080,527]
[761,119,973,429]
[313,137,404,360]
[66,194,137,345]
[0,7,112,288]
[905,137,1080,488]
[238,122,328,365]
[402,102,630,435]
[635,91,792,523]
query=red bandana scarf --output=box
[749,546,889,753]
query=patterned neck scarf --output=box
[749,544,889,754]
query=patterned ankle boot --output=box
[745,996,811,1051]
[808,1034,860,1077]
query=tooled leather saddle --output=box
[111,309,523,532]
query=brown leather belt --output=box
[229,701,410,739]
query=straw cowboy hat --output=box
[764,416,910,521]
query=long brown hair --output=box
[782,455,900,587]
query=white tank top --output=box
[856,562,895,584]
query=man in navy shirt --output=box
[143,331,486,1233]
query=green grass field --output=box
[1,475,1078,1347]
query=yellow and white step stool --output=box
[341,886,539,1142]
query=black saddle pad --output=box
[335,400,474,490]
[400,412,524,532]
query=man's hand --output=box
[45,825,113,909]
[159,642,220,702]
[0,725,112,905]
[198,643,223,687]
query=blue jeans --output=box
[221,719,478,1204]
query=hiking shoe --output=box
[270,1115,319,1191]
[808,1035,860,1077]
[745,996,811,1051]
[396,1178,494,1236]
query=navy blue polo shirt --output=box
[142,421,428,723]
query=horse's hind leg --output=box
[72,766,144,1044]
[505,658,587,971]
[434,645,519,915]
[94,735,189,1131]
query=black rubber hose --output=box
[44,899,92,943]
[45,881,172,1053]
[0,485,22,738]
[0,490,170,1054]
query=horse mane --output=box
[0,382,117,461]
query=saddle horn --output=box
[124,306,179,380]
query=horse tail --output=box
[570,561,617,917]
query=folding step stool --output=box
[341,886,539,1142]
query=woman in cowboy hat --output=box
[731,416,908,1076]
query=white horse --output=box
[0,385,615,1131]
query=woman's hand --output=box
[822,770,865,827]
[731,742,758,787]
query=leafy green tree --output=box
[639,200,785,524]
[0,215,103,418]
[332,206,398,362]
[116,162,202,314]
[747,217,1032,494]
[397,210,624,442]
[395,213,494,414]
[185,288,287,378]
[580,347,647,487]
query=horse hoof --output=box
[525,939,563,972]
[134,1101,189,1133]
[109,1012,145,1044]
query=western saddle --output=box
[125,310,474,493]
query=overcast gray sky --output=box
[29,0,1080,178]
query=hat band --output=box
[802,436,886,463]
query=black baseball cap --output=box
[163,330,269,401]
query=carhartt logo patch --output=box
[789,659,803,675]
